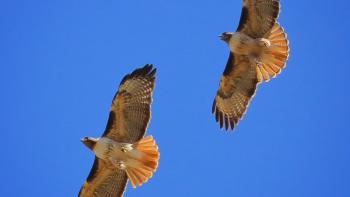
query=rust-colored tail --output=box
[257,23,290,82]
[125,135,159,188]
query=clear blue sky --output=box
[1,0,350,196]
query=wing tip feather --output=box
[120,64,157,85]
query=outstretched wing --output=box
[79,65,156,196]
[103,64,156,143]
[236,0,280,38]
[78,158,128,197]
[212,53,258,130]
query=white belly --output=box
[228,32,257,55]
[93,137,112,159]
[93,138,125,160]
[93,137,137,166]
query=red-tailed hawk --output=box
[212,0,289,130]
[79,64,160,197]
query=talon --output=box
[255,59,262,65]
[120,144,132,152]
[118,161,126,170]
[258,38,271,47]
[110,158,126,170]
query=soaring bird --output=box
[212,0,289,131]
[79,64,160,197]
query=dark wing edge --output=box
[103,64,156,143]
[236,5,249,32]
[236,0,280,38]
[79,158,128,197]
[119,64,156,87]
[212,53,258,130]
[222,53,235,76]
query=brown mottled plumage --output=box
[213,0,289,130]
[79,64,159,197]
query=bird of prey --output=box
[79,64,160,197]
[212,0,289,131]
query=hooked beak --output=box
[219,33,231,43]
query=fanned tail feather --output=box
[125,136,159,188]
[257,23,290,82]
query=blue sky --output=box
[1,0,350,196]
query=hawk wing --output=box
[103,64,156,143]
[236,0,280,38]
[79,65,156,196]
[212,53,258,130]
[78,158,128,197]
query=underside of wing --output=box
[236,0,280,38]
[212,53,258,130]
[103,64,156,143]
[79,158,128,197]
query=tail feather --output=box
[258,23,290,82]
[133,167,152,178]
[125,169,141,188]
[125,135,160,188]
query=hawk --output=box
[79,64,160,197]
[212,0,290,130]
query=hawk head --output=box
[219,32,233,43]
[81,137,98,150]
